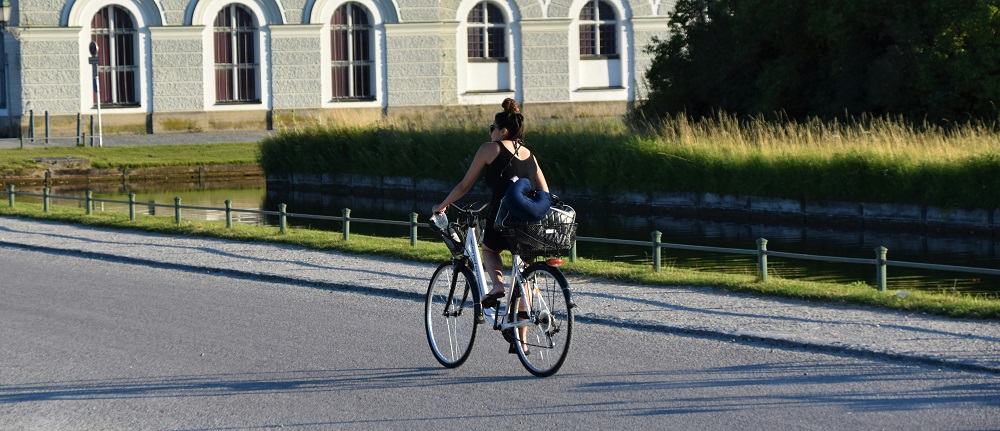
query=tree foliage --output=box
[637,0,1000,124]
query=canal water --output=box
[26,181,1000,295]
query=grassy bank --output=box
[0,143,260,174]
[1,203,998,319]
[261,114,1000,208]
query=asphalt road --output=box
[2,246,998,430]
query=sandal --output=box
[481,289,505,308]
[508,343,531,356]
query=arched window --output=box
[331,3,374,100]
[467,2,506,60]
[579,0,617,57]
[91,6,138,106]
[213,4,259,103]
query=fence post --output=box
[652,230,662,272]
[757,238,769,282]
[409,212,418,247]
[279,203,287,234]
[85,190,93,215]
[128,193,136,221]
[225,200,233,228]
[174,197,182,224]
[7,184,13,209]
[570,241,577,263]
[343,208,351,241]
[89,115,95,147]
[28,110,34,143]
[76,113,82,146]
[876,246,888,292]
[44,111,50,144]
[43,187,50,212]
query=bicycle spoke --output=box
[513,263,573,377]
[425,262,478,368]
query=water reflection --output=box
[23,182,1000,295]
[42,181,267,224]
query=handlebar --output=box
[429,202,488,255]
[445,202,489,228]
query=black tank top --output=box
[484,141,537,223]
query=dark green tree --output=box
[637,0,1000,124]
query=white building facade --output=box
[0,0,673,135]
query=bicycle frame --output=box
[456,216,541,331]
[428,206,573,376]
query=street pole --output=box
[96,73,103,147]
[1,21,6,112]
[1,0,10,134]
[88,41,103,147]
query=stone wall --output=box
[268,172,1000,234]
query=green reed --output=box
[262,112,1000,208]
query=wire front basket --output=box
[501,205,577,257]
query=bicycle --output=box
[425,203,576,377]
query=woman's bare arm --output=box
[432,142,498,213]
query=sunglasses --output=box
[490,124,497,132]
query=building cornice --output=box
[519,18,572,32]
[384,21,460,36]
[148,26,207,39]
[630,16,670,32]
[16,27,81,42]
[268,24,323,38]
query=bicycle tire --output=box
[511,262,574,377]
[425,261,479,368]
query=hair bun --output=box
[502,98,520,115]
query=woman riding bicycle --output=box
[431,98,550,312]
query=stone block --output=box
[350,174,380,189]
[861,202,923,223]
[614,191,649,205]
[926,207,990,228]
[650,192,697,208]
[700,193,748,210]
[383,176,415,190]
[749,196,801,214]
[416,178,451,193]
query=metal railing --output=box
[12,111,107,148]
[4,184,1000,292]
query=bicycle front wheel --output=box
[425,261,479,368]
[512,263,574,377]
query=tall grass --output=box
[263,111,1000,208]
[655,112,1000,160]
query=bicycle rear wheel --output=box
[425,261,479,368]
[512,262,573,377]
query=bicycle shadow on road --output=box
[0,367,524,404]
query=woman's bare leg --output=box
[482,246,504,295]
